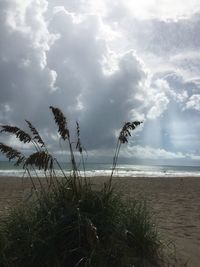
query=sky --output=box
[0,0,200,165]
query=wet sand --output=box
[0,176,199,266]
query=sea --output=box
[0,161,200,178]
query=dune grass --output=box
[0,107,184,266]
[0,181,163,267]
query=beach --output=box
[0,176,199,266]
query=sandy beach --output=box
[0,176,199,266]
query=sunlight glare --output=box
[123,0,200,19]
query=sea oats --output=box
[50,106,69,140]
[0,143,25,166]
[24,151,53,171]
[25,120,45,148]
[76,121,83,154]
[119,121,143,144]
[0,125,31,143]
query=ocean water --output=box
[0,161,200,178]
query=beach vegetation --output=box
[0,107,182,266]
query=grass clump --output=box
[0,183,161,267]
[0,106,170,266]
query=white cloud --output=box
[147,94,169,119]
[188,154,200,160]
[186,94,200,111]
[2,0,55,68]
[123,0,200,19]
[144,79,171,119]
[125,145,185,160]
[47,0,200,20]
[0,0,58,126]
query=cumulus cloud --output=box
[0,0,200,164]
[0,1,151,153]
[186,94,200,111]
[159,72,200,113]
[109,11,200,83]
[46,7,154,149]
[0,0,57,128]
[146,79,170,119]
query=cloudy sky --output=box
[0,0,200,165]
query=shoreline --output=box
[0,172,200,178]
[0,176,199,266]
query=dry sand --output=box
[0,176,199,266]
